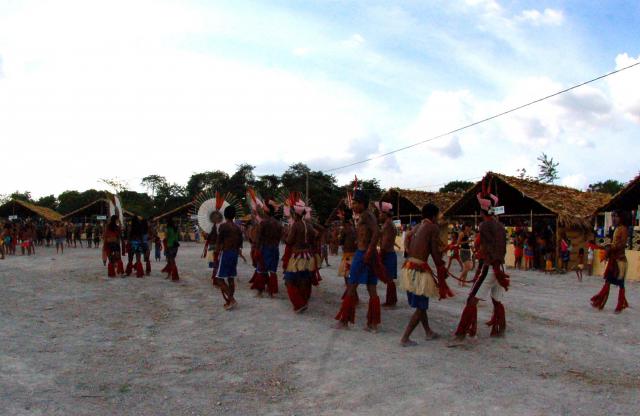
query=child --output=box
[586,240,596,276]
[544,252,554,274]
[154,235,162,262]
[560,236,570,273]
[575,248,585,282]
[524,241,534,270]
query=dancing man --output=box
[338,209,357,301]
[590,210,630,313]
[103,215,125,277]
[399,203,447,346]
[335,190,382,332]
[376,201,398,307]
[282,197,316,313]
[251,199,283,297]
[454,180,509,340]
[214,206,242,310]
[126,216,146,278]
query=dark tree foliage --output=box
[439,180,474,193]
[281,163,343,222]
[255,174,282,198]
[57,189,107,214]
[587,179,624,195]
[36,195,58,210]
[10,191,32,202]
[186,170,230,198]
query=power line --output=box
[324,61,640,173]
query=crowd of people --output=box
[1,182,632,346]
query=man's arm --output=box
[429,226,445,267]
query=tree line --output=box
[2,158,627,222]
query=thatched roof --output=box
[152,202,194,222]
[61,198,136,220]
[0,199,62,222]
[595,174,640,213]
[444,172,611,228]
[381,188,462,216]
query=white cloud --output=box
[517,8,564,26]
[561,174,588,190]
[608,53,640,123]
[292,47,311,56]
[342,34,365,49]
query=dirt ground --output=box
[1,243,638,416]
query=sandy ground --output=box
[1,243,639,416]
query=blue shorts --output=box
[382,251,398,279]
[217,250,239,278]
[130,240,145,254]
[260,245,280,273]
[407,292,429,311]
[348,250,378,285]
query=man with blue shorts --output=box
[335,190,381,332]
[376,201,398,307]
[251,200,283,297]
[215,206,243,310]
[399,203,446,347]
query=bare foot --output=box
[295,305,308,314]
[334,321,349,330]
[363,325,379,333]
[382,303,397,309]
[226,300,237,310]
[425,332,440,341]
[401,339,418,347]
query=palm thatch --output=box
[0,199,63,222]
[61,199,136,220]
[152,202,194,222]
[381,188,462,220]
[595,174,640,213]
[444,172,611,228]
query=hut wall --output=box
[562,227,595,270]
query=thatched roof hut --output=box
[380,188,462,223]
[444,172,610,228]
[0,199,63,222]
[61,198,136,222]
[595,174,640,213]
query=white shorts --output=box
[474,268,505,302]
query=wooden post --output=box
[555,216,560,270]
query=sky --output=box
[0,0,639,198]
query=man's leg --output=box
[365,283,381,331]
[335,283,358,327]
[400,309,421,346]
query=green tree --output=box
[141,175,168,198]
[119,191,155,218]
[154,182,188,215]
[186,171,230,198]
[588,179,624,195]
[439,180,474,193]
[281,163,342,222]
[343,178,384,201]
[10,191,32,202]
[36,195,58,210]
[227,164,256,197]
[537,153,559,184]
[255,174,282,198]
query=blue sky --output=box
[0,0,638,197]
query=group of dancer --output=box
[194,181,516,346]
[101,215,180,281]
[4,177,631,346]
